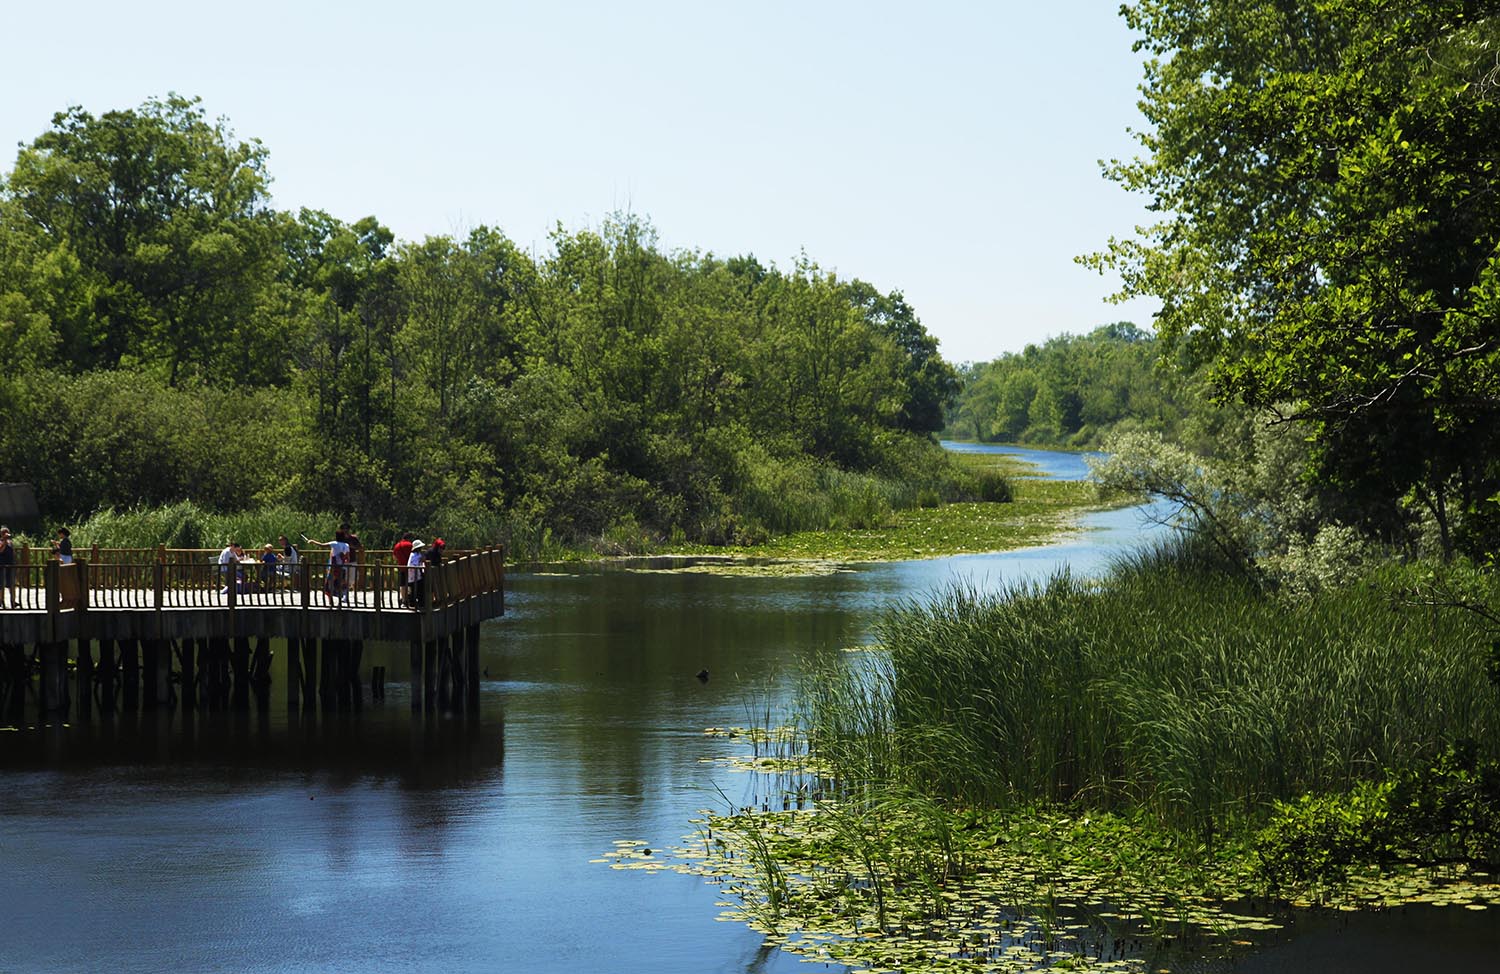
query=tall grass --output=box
[48,500,539,553]
[730,442,1012,539]
[804,538,1500,837]
[67,502,341,550]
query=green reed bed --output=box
[806,542,1500,838]
[51,502,340,551]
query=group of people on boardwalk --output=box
[212,524,444,609]
[393,532,445,608]
[1,522,452,611]
[216,535,303,595]
[0,526,66,608]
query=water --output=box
[0,446,1491,973]
[940,439,1098,480]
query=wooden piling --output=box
[465,624,481,713]
[319,638,336,712]
[40,642,67,718]
[286,637,301,709]
[348,639,363,711]
[232,636,250,710]
[97,639,116,715]
[301,639,319,712]
[141,640,161,711]
[409,638,423,713]
[180,638,196,713]
[120,638,139,712]
[3,644,25,724]
[251,636,272,713]
[76,638,93,720]
[423,638,437,714]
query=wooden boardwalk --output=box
[0,547,505,722]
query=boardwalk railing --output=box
[0,546,506,621]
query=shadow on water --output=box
[1226,904,1500,973]
[0,705,502,788]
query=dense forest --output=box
[943,322,1195,447]
[0,96,975,554]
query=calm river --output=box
[0,445,1493,973]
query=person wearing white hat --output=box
[405,540,427,608]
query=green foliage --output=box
[947,323,1191,447]
[1256,744,1500,896]
[1094,1,1500,559]
[1089,410,1399,576]
[0,97,965,552]
[1,94,279,383]
[1254,782,1396,896]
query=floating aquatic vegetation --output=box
[598,766,1499,972]
[702,725,802,744]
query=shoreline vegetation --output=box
[18,449,1121,573]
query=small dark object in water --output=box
[696,669,709,683]
[642,848,652,856]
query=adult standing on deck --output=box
[0,526,15,608]
[52,527,73,565]
[341,522,364,589]
[392,531,413,604]
[305,530,351,606]
[405,539,426,608]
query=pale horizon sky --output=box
[1,1,1161,364]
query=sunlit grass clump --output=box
[806,538,1500,838]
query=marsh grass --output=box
[678,477,1102,563]
[806,537,1500,838]
[65,502,340,550]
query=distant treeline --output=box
[945,323,1193,448]
[0,96,975,554]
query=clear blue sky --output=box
[1,1,1159,363]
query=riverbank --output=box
[656,477,1107,565]
[649,448,1116,566]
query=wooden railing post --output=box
[153,562,165,610]
[374,561,383,615]
[299,561,311,609]
[44,559,58,642]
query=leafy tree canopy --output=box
[1093,0,1500,558]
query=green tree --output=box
[843,280,959,434]
[1,94,279,383]
[1096,1,1500,557]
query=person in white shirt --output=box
[218,541,244,594]
[304,531,352,606]
[405,539,427,608]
